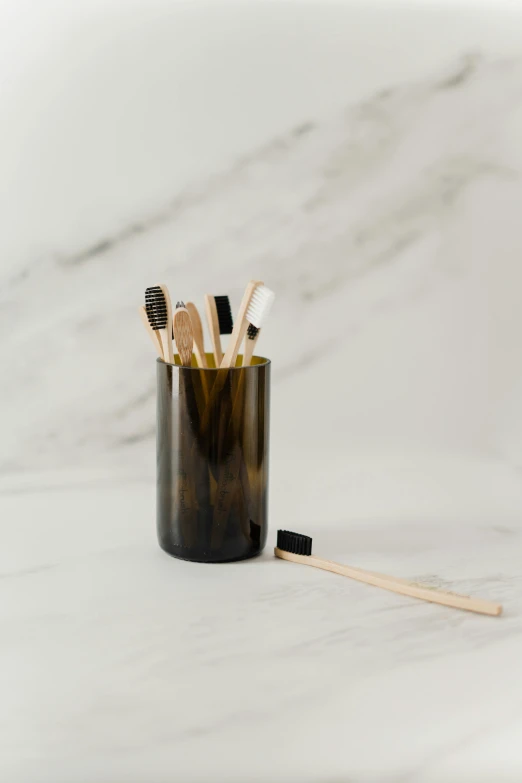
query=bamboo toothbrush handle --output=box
[221,320,248,369]
[138,306,164,359]
[198,280,266,433]
[204,295,223,367]
[159,284,174,364]
[242,331,259,366]
[274,549,502,616]
[193,343,208,370]
[159,330,173,364]
[185,302,208,369]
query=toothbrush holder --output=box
[156,354,271,562]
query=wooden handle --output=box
[159,284,174,363]
[138,305,164,359]
[242,329,260,366]
[274,549,503,617]
[192,341,207,369]
[184,302,210,402]
[197,281,266,437]
[186,302,208,368]
[204,294,223,367]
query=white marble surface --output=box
[2,456,522,782]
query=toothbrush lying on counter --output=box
[275,530,503,616]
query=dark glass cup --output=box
[156,354,270,562]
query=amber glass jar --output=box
[156,354,270,562]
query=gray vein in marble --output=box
[114,425,155,447]
[435,51,480,90]
[0,563,58,580]
[2,54,522,471]
[33,54,487,272]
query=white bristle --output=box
[245,285,275,329]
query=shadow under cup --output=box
[156,354,271,562]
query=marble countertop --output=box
[3,456,522,782]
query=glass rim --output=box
[156,355,271,371]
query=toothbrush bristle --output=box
[277,530,312,556]
[245,285,275,329]
[246,323,259,340]
[145,286,168,330]
[176,301,185,309]
[214,296,233,335]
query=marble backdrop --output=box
[1,0,522,482]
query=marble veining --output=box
[2,55,522,474]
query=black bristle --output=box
[277,530,312,556]
[176,301,185,309]
[145,286,168,330]
[214,295,233,335]
[247,323,259,340]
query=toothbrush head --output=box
[276,530,312,556]
[214,295,233,335]
[172,306,194,367]
[245,285,275,329]
[145,286,168,330]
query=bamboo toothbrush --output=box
[275,530,503,617]
[211,287,275,546]
[185,302,208,368]
[204,295,233,366]
[172,302,194,366]
[138,305,164,359]
[184,301,210,403]
[242,324,260,366]
[198,281,272,437]
[145,285,174,363]
[220,282,274,369]
[172,302,199,546]
[218,282,259,369]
